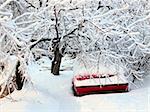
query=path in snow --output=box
[26,60,81,112]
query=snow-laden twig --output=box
[128,14,150,28]
[0,0,15,9]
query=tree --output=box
[70,0,150,84]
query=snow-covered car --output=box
[72,74,128,96]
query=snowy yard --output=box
[0,57,149,112]
[0,0,150,112]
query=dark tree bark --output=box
[51,47,63,75]
[15,61,24,90]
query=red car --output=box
[72,74,128,96]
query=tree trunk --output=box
[51,6,63,75]
[0,60,24,98]
[15,60,24,90]
[51,48,62,75]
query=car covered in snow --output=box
[72,73,128,96]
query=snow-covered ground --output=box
[0,57,150,112]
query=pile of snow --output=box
[73,74,128,87]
